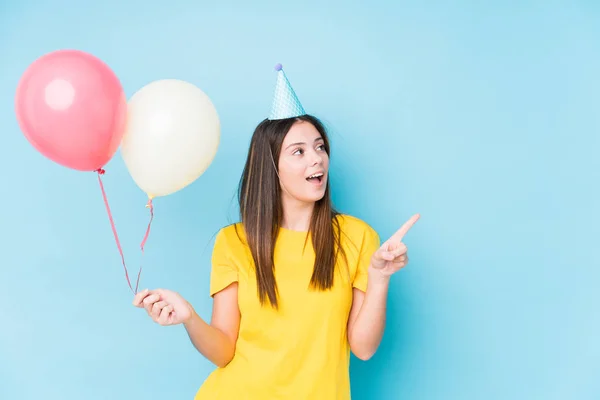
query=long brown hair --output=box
[237,114,346,308]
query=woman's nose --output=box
[311,153,323,165]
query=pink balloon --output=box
[15,50,127,171]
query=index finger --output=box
[391,213,420,240]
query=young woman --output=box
[133,65,419,399]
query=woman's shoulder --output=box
[217,221,244,235]
[214,222,247,248]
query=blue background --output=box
[1,1,599,399]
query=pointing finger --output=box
[392,213,420,241]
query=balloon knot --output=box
[95,168,106,175]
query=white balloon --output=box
[121,79,220,198]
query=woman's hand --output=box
[132,288,194,326]
[370,213,420,279]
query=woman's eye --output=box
[293,148,304,155]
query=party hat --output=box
[268,63,305,120]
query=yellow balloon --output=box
[121,79,220,198]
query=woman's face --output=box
[277,120,329,204]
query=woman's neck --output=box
[280,197,315,232]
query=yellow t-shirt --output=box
[194,214,380,400]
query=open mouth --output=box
[306,172,324,183]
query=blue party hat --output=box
[268,63,306,120]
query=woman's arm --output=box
[133,283,240,368]
[184,283,240,367]
[347,213,419,360]
[347,270,389,360]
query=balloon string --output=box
[137,198,154,294]
[95,168,137,295]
